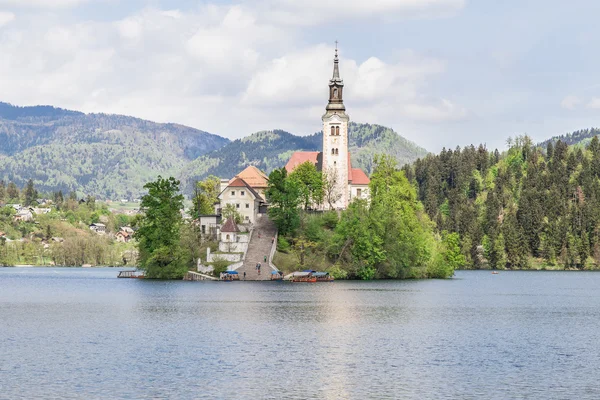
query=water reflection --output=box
[2,268,600,399]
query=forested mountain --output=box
[0,102,427,198]
[180,122,428,191]
[406,135,600,270]
[538,128,600,149]
[0,102,229,198]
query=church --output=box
[285,47,370,209]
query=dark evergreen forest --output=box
[405,135,600,269]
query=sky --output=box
[1,0,600,151]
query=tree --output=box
[266,168,301,236]
[334,155,449,279]
[323,167,342,209]
[24,179,37,206]
[335,199,385,279]
[441,231,466,270]
[222,203,243,225]
[85,195,96,211]
[135,176,187,279]
[192,175,220,217]
[7,182,19,201]
[0,180,5,202]
[54,190,64,210]
[289,161,324,210]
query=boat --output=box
[270,271,284,281]
[220,271,240,281]
[313,272,334,282]
[288,270,333,282]
[492,271,499,275]
[290,271,317,282]
[117,270,145,279]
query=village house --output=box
[14,208,34,222]
[115,231,131,243]
[32,207,52,215]
[217,177,267,224]
[90,223,106,234]
[115,226,134,243]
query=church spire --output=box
[326,42,345,112]
[332,41,341,80]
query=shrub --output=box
[327,264,348,280]
[277,236,291,253]
[211,257,230,276]
[322,211,339,230]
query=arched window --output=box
[331,126,335,135]
[335,148,339,155]
[226,234,230,240]
[333,88,338,99]
[336,126,340,136]
[332,148,335,155]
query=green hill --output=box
[0,103,229,198]
[180,122,429,191]
[0,102,429,198]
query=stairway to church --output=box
[238,215,277,281]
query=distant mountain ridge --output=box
[180,122,429,192]
[0,102,428,198]
[0,102,230,198]
[538,128,600,149]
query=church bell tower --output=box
[322,44,349,209]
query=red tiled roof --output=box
[231,166,269,188]
[223,177,263,201]
[228,178,248,187]
[285,151,320,173]
[350,168,370,185]
[221,217,240,233]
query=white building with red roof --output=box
[285,47,370,209]
[217,176,266,224]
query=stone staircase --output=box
[238,215,277,281]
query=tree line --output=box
[405,135,600,269]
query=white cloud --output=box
[261,0,465,25]
[587,97,600,109]
[0,11,14,27]
[0,3,465,140]
[561,95,581,110]
[243,45,461,124]
[0,0,87,7]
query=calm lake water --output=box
[1,268,600,399]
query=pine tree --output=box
[7,182,19,202]
[24,179,36,206]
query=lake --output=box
[1,268,600,399]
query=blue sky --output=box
[1,0,599,151]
